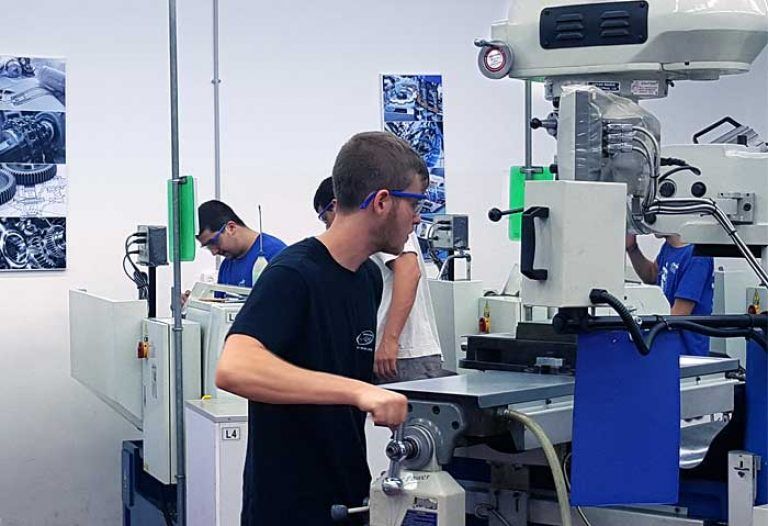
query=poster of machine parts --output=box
[0,164,67,216]
[0,57,65,112]
[0,57,67,271]
[381,74,445,258]
[0,217,66,271]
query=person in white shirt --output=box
[313,177,449,382]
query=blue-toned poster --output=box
[381,74,444,258]
[0,56,67,271]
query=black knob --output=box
[691,182,707,198]
[644,212,657,225]
[659,181,676,198]
[530,118,542,129]
[488,207,523,222]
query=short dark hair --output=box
[197,200,246,235]
[332,131,428,212]
[313,176,334,212]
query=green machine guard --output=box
[508,166,554,241]
[167,175,197,262]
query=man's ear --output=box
[372,190,390,213]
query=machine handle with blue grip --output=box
[521,206,549,281]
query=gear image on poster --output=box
[0,110,65,164]
[0,163,67,216]
[0,216,66,271]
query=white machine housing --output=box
[653,144,768,248]
[185,282,249,398]
[142,318,201,484]
[428,279,484,372]
[185,398,249,526]
[490,0,768,90]
[69,290,146,428]
[369,470,465,526]
[522,180,626,307]
[69,284,245,485]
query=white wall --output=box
[0,1,212,524]
[1,1,767,524]
[208,0,556,290]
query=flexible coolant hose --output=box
[501,408,572,526]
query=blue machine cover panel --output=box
[571,331,681,505]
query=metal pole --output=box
[168,0,186,523]
[524,80,533,171]
[212,0,221,202]
[212,0,222,271]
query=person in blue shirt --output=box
[196,200,287,287]
[626,233,715,356]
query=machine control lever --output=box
[382,424,418,496]
[488,207,523,222]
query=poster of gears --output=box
[381,74,444,258]
[0,57,67,271]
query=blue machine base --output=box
[122,441,177,526]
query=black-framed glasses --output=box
[317,200,335,222]
[200,224,226,249]
[359,190,428,213]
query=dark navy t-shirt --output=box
[656,242,715,356]
[217,232,286,287]
[227,237,383,526]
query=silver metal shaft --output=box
[524,80,533,171]
[168,0,185,523]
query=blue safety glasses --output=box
[359,190,428,213]
[317,200,335,222]
[200,224,226,249]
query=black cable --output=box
[645,321,762,350]
[123,253,149,300]
[657,165,701,183]
[660,157,689,167]
[589,289,650,355]
[123,232,150,300]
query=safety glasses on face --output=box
[317,200,335,222]
[200,224,226,249]
[359,190,428,214]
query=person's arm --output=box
[216,335,407,426]
[670,299,696,316]
[375,252,420,380]
[626,234,658,285]
[669,256,714,317]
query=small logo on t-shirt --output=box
[659,262,679,295]
[356,330,375,351]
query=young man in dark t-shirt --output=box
[216,131,430,525]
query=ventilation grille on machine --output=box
[540,1,648,49]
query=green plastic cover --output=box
[508,166,554,241]
[167,175,197,262]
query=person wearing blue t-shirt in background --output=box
[626,233,715,356]
[196,200,287,287]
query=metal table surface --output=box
[390,356,739,409]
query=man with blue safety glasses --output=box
[218,132,428,525]
[196,200,287,288]
[312,175,448,384]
